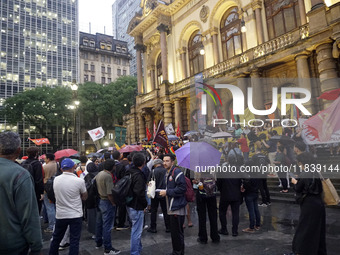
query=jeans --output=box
[150,197,169,230]
[49,217,82,255]
[196,192,220,242]
[127,207,144,255]
[95,199,116,251]
[259,178,271,204]
[43,193,56,230]
[243,152,249,162]
[245,193,261,229]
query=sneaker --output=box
[147,228,157,233]
[232,232,238,237]
[218,229,229,235]
[143,224,149,230]
[104,248,121,255]
[115,225,129,231]
[255,226,261,231]
[267,202,271,206]
[258,203,267,207]
[95,243,102,249]
[44,228,54,233]
[242,228,255,233]
[58,243,70,250]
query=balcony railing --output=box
[169,24,309,93]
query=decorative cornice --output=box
[134,44,146,52]
[251,0,262,10]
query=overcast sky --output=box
[79,0,116,35]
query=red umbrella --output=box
[54,149,78,160]
[119,145,143,153]
[317,88,340,100]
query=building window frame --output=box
[188,31,204,76]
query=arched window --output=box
[156,53,162,86]
[188,31,204,76]
[220,7,243,60]
[265,0,300,40]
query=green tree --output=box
[1,86,74,150]
[78,76,137,129]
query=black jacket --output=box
[217,178,242,202]
[126,167,147,210]
[22,158,44,199]
[148,166,167,198]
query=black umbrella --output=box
[270,135,295,145]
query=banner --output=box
[88,127,105,141]
[28,138,50,145]
[153,120,169,151]
[302,97,340,143]
[165,123,175,135]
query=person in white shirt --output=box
[49,158,87,255]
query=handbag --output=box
[318,173,340,206]
[147,170,156,199]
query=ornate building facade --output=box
[125,0,340,144]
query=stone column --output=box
[316,42,340,107]
[174,99,182,132]
[163,101,173,127]
[311,0,325,10]
[295,52,314,113]
[298,0,307,25]
[157,24,169,82]
[134,43,145,94]
[180,47,188,79]
[252,1,265,45]
[250,70,264,112]
[237,74,248,109]
[211,29,220,65]
[150,65,156,90]
[138,114,146,141]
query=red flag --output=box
[153,121,157,138]
[153,120,169,151]
[317,88,340,101]
[217,107,224,119]
[146,127,152,142]
[28,138,50,145]
[304,97,340,142]
[176,122,181,138]
[230,108,235,122]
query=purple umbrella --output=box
[175,142,222,171]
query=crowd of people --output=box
[0,126,330,255]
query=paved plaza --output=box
[41,202,340,255]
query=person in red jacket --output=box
[237,133,250,162]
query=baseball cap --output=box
[61,158,75,170]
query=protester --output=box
[290,152,326,255]
[274,145,289,193]
[147,158,170,233]
[160,154,187,255]
[95,159,121,254]
[126,153,148,255]
[49,158,88,255]
[0,132,43,255]
[43,153,58,232]
[22,146,45,213]
[194,171,220,244]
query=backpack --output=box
[172,168,195,202]
[44,176,56,203]
[111,174,134,206]
[202,178,216,197]
[21,160,38,177]
[84,173,99,209]
[185,176,195,202]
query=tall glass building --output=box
[112,0,141,77]
[0,0,79,100]
[0,0,79,153]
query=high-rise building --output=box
[0,0,79,152]
[79,31,130,84]
[0,0,79,100]
[112,0,141,76]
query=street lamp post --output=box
[71,84,79,150]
